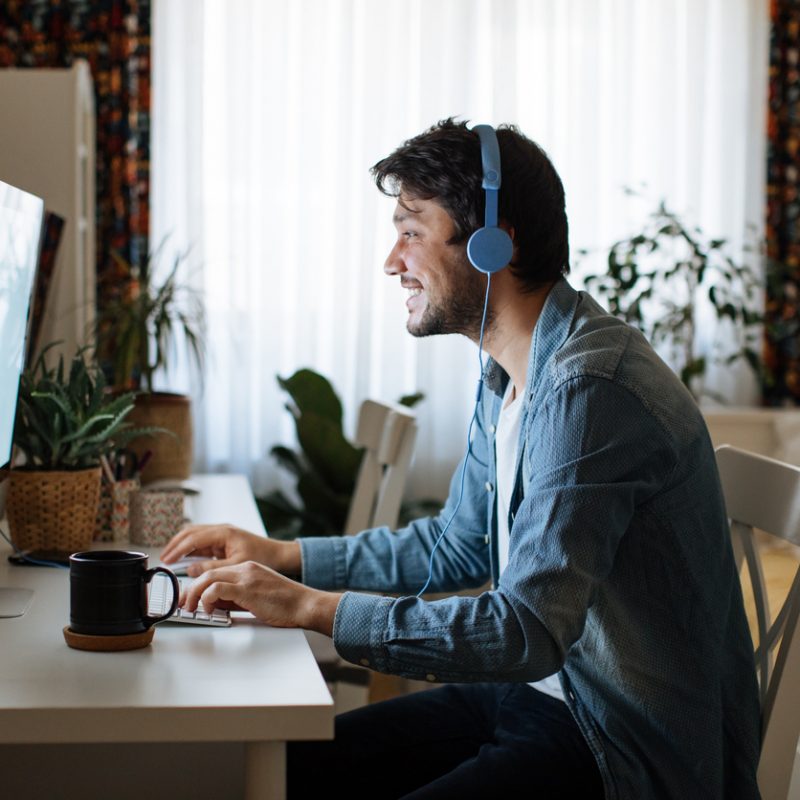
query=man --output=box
[162,119,761,798]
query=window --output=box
[152,0,768,499]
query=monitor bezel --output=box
[0,180,45,477]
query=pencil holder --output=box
[94,478,140,543]
[130,489,185,547]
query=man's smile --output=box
[401,279,425,310]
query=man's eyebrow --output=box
[393,208,422,225]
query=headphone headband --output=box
[473,124,502,191]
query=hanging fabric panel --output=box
[765,0,800,404]
[0,1,151,308]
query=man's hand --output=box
[160,524,302,577]
[180,561,341,636]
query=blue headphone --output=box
[467,124,514,274]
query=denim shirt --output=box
[300,279,761,800]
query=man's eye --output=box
[403,231,418,239]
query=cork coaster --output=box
[63,626,155,652]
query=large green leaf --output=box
[296,472,351,533]
[277,369,343,426]
[294,411,363,494]
[270,445,306,477]
[398,392,425,408]
[256,491,305,537]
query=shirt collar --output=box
[484,277,579,399]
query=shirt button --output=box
[484,535,489,545]
[485,482,494,492]
[426,673,436,682]
[489,424,496,434]
[359,658,370,667]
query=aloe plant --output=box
[13,346,161,470]
[257,368,428,538]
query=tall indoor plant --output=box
[257,368,433,538]
[94,247,205,481]
[8,347,154,554]
[582,195,763,401]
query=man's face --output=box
[384,194,488,339]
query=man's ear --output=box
[500,222,518,265]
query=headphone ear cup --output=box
[467,226,514,274]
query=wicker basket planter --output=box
[127,392,193,482]
[7,467,102,553]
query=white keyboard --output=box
[149,576,232,627]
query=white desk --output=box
[0,474,333,800]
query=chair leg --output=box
[333,680,371,715]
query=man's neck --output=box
[482,278,555,395]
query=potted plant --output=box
[581,194,763,402]
[94,247,205,482]
[256,368,436,538]
[7,347,156,554]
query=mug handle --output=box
[144,566,180,627]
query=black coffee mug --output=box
[69,550,179,636]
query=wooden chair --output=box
[716,445,800,800]
[306,399,418,713]
[342,399,418,536]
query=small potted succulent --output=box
[94,247,205,482]
[7,346,157,554]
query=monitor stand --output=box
[0,587,34,617]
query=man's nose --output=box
[384,242,406,276]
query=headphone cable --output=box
[416,272,492,597]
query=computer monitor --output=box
[0,180,42,468]
[0,179,44,618]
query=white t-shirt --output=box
[495,383,565,703]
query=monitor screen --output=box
[0,180,43,470]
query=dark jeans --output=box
[287,682,604,799]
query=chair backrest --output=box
[343,399,418,536]
[716,445,800,800]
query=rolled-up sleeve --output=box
[300,403,495,595]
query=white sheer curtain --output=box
[151,0,769,502]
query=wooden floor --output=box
[742,536,800,648]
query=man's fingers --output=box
[200,580,246,613]
[186,558,231,578]
[160,528,200,561]
[161,526,220,562]
[182,563,259,613]
[181,566,239,611]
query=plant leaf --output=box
[277,369,344,426]
[294,412,363,494]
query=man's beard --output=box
[408,260,492,340]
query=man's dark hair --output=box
[371,118,569,291]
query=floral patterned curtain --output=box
[0,0,151,309]
[765,0,800,404]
